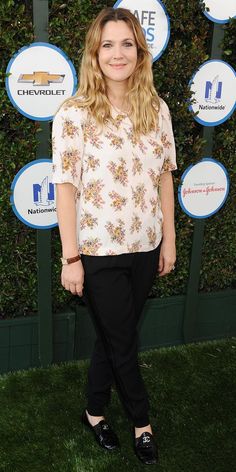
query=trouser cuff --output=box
[133,416,150,428]
[86,406,104,417]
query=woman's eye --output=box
[102,42,134,48]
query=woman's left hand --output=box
[158,238,176,276]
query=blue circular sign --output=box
[5,42,77,121]
[178,158,229,219]
[10,159,58,229]
[188,60,236,127]
[203,1,236,24]
[113,0,170,62]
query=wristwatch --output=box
[61,254,81,265]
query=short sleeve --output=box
[159,98,177,174]
[51,104,84,188]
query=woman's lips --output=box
[109,64,126,69]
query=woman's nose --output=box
[112,45,124,59]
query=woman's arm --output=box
[56,183,84,296]
[158,171,176,276]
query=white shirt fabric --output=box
[52,97,177,256]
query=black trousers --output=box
[80,242,161,428]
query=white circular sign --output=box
[10,159,58,229]
[189,60,236,126]
[113,0,170,61]
[178,158,229,218]
[203,0,236,24]
[5,42,77,121]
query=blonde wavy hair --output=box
[60,7,160,136]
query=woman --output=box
[52,7,177,465]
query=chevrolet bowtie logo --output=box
[18,71,65,86]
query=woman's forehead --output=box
[100,20,134,40]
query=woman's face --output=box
[98,20,138,87]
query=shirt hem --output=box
[79,237,162,256]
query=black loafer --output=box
[81,409,120,451]
[134,431,158,465]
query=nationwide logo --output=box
[205,75,222,103]
[28,176,56,215]
[11,159,58,228]
[189,59,235,126]
[18,71,65,86]
[17,70,66,96]
[198,75,225,111]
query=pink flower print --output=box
[61,102,75,112]
[146,227,157,247]
[78,238,102,255]
[109,191,127,211]
[131,184,147,212]
[52,136,56,153]
[125,129,147,153]
[125,128,138,146]
[61,148,81,178]
[150,197,158,217]
[80,211,98,230]
[162,157,176,173]
[105,250,117,255]
[107,158,128,186]
[105,131,124,149]
[62,118,80,139]
[127,241,142,252]
[81,119,103,148]
[130,215,142,234]
[138,140,148,154]
[85,154,100,172]
[161,132,171,149]
[105,219,125,245]
[83,179,105,208]
[132,156,143,175]
[113,114,124,127]
[75,188,81,201]
[148,169,160,190]
[148,138,163,157]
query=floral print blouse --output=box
[52,97,177,256]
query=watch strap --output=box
[61,254,81,265]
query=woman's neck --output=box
[106,81,129,112]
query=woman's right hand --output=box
[61,260,84,296]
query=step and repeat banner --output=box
[203,0,236,24]
[178,158,229,219]
[113,0,170,61]
[6,0,236,229]
[10,159,58,229]
[189,60,236,126]
[5,42,77,121]
[6,43,77,229]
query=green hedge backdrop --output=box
[0,0,235,318]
